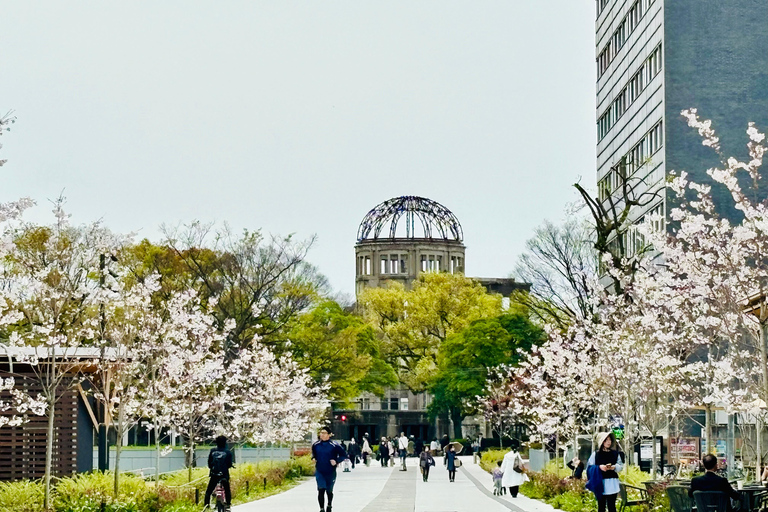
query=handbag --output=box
[513,455,524,473]
[455,458,462,468]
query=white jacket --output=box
[398,436,409,450]
[500,450,528,487]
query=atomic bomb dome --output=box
[354,196,466,295]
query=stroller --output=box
[342,458,352,472]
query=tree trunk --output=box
[757,419,762,483]
[44,396,56,511]
[706,405,713,455]
[186,437,195,483]
[155,430,161,484]
[450,408,464,439]
[114,401,125,497]
[759,320,768,479]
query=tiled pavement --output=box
[234,456,557,512]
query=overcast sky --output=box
[0,2,596,298]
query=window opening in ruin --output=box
[400,255,408,274]
[421,255,428,272]
[364,256,371,275]
[390,255,399,274]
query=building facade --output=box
[596,0,768,467]
[596,0,768,253]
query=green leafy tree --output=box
[124,224,323,354]
[358,272,502,391]
[428,313,545,438]
[282,299,397,403]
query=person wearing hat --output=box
[311,426,348,512]
[586,432,624,512]
[500,440,527,497]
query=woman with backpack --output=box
[500,441,527,497]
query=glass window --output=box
[400,397,409,411]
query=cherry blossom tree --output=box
[3,200,126,508]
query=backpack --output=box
[210,450,229,476]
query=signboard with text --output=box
[670,437,700,461]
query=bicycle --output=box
[211,478,229,512]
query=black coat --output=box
[688,472,740,501]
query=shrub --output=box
[289,455,314,477]
[53,472,159,512]
[0,480,45,512]
[480,449,507,472]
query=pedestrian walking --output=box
[492,461,504,495]
[500,441,527,497]
[430,437,440,455]
[398,432,409,470]
[361,433,372,466]
[444,444,458,482]
[347,438,360,469]
[415,437,424,456]
[586,432,623,512]
[407,435,415,457]
[379,437,390,467]
[311,426,348,512]
[419,447,436,482]
[440,434,450,454]
[388,437,396,466]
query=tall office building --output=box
[596,0,768,249]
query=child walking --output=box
[492,461,505,495]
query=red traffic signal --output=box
[340,415,347,421]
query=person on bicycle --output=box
[311,426,348,512]
[204,435,234,510]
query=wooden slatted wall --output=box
[0,370,80,481]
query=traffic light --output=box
[340,415,347,422]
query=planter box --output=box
[528,448,550,472]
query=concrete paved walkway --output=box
[234,456,558,512]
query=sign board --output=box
[670,437,700,461]
[640,440,662,461]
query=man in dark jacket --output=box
[689,454,740,511]
[204,435,234,510]
[312,426,348,512]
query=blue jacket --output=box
[312,440,348,474]
[585,463,603,499]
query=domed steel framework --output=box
[356,196,463,242]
